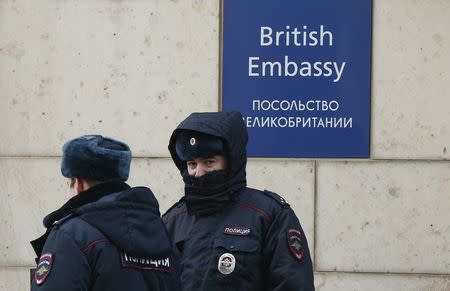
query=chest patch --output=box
[119,251,171,273]
[224,226,251,236]
[218,253,236,275]
[287,229,304,261]
[35,253,53,285]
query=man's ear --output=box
[74,178,85,194]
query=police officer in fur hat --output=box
[163,112,314,291]
[31,135,180,291]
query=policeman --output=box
[30,135,180,290]
[163,112,315,291]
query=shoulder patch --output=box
[263,190,290,207]
[287,229,304,261]
[35,253,53,285]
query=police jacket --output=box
[163,111,315,291]
[30,181,180,291]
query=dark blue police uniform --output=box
[163,112,314,291]
[30,135,180,290]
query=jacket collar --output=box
[31,181,129,258]
[43,181,130,228]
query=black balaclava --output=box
[168,112,248,216]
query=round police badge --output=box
[35,253,53,285]
[190,137,196,146]
[217,253,236,275]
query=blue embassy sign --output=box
[222,0,372,158]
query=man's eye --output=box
[187,162,196,167]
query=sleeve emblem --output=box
[35,253,53,285]
[287,229,304,261]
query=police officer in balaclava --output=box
[163,111,314,291]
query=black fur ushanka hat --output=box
[61,135,131,181]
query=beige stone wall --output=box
[0,0,449,290]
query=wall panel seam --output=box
[314,270,450,277]
[313,160,318,271]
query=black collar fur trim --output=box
[43,181,130,228]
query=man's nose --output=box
[195,165,206,178]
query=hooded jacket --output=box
[30,181,180,291]
[164,111,314,291]
[168,111,247,216]
[169,111,248,176]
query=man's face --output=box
[187,155,228,178]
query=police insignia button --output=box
[35,253,53,285]
[218,253,236,275]
[287,229,304,261]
